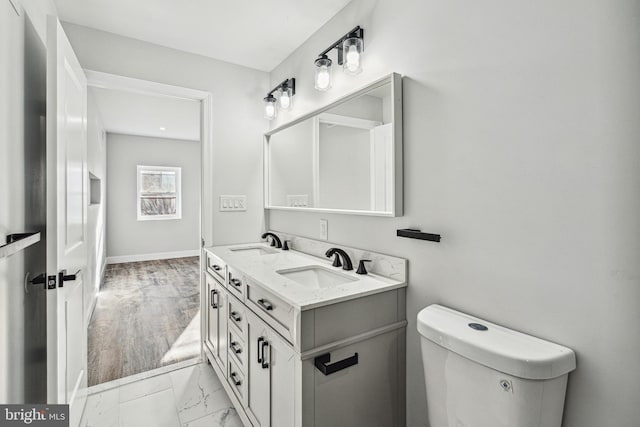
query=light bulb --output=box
[342,37,363,75]
[265,104,275,117]
[279,91,291,110]
[345,45,360,72]
[316,69,330,90]
[314,56,333,91]
[264,95,277,120]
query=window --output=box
[137,165,182,221]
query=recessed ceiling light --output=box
[159,127,166,131]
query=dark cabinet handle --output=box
[257,298,273,311]
[230,372,241,386]
[261,340,269,369]
[257,337,264,363]
[212,264,222,271]
[230,341,242,354]
[230,278,242,287]
[230,311,242,322]
[210,289,218,308]
[314,353,358,376]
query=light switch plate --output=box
[220,195,246,212]
[287,194,309,207]
[319,219,328,241]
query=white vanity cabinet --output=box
[203,246,406,427]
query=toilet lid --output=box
[417,304,576,380]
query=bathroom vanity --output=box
[202,236,407,427]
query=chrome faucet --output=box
[325,248,353,271]
[261,232,282,248]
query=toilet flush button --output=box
[468,323,488,331]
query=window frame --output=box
[136,165,183,221]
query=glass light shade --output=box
[264,96,277,120]
[278,86,293,111]
[342,37,363,75]
[314,56,333,91]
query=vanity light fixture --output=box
[264,77,296,120]
[314,26,364,91]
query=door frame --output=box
[84,70,214,360]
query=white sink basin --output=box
[230,246,278,256]
[276,265,358,289]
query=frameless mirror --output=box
[264,73,402,216]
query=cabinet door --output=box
[205,273,228,376]
[246,310,296,427]
[216,281,228,374]
[246,311,271,427]
[267,324,296,427]
[205,273,218,356]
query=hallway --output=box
[88,257,201,386]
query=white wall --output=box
[86,92,106,317]
[106,134,200,259]
[62,23,269,246]
[0,0,58,403]
[268,1,640,426]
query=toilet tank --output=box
[417,305,576,427]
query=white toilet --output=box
[417,304,576,427]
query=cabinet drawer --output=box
[227,266,245,299]
[206,251,226,282]
[228,358,246,404]
[228,293,246,334]
[228,326,246,371]
[246,278,296,344]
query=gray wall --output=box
[63,23,269,246]
[268,1,640,426]
[106,134,200,258]
[86,92,106,314]
[0,0,57,403]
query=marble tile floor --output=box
[81,362,243,427]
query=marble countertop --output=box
[205,242,407,311]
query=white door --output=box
[46,16,88,427]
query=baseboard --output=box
[106,249,200,264]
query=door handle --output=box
[260,339,269,369]
[210,289,218,308]
[257,337,264,364]
[58,269,80,288]
[314,352,358,375]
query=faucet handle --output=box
[283,240,291,251]
[356,259,372,275]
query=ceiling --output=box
[90,87,200,141]
[55,0,352,71]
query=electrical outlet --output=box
[319,219,328,241]
[220,195,247,212]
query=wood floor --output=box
[88,257,201,386]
